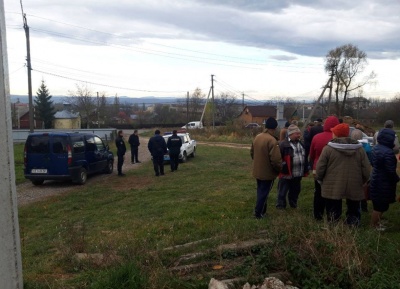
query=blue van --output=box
[24,132,114,185]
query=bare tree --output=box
[325,44,376,117]
[97,92,109,126]
[67,83,96,128]
[215,92,241,123]
[153,104,172,125]
[376,94,400,124]
[189,88,205,121]
[136,110,152,126]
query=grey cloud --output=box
[270,55,297,61]
[191,0,359,12]
[19,0,400,60]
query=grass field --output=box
[17,141,400,289]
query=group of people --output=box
[115,130,141,177]
[114,129,182,177]
[251,116,400,230]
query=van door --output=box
[50,136,69,175]
[85,135,99,172]
[70,135,86,168]
[94,136,108,171]
[25,135,51,175]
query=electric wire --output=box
[29,27,262,70]
[32,68,188,94]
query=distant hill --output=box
[10,95,186,105]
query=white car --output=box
[163,132,197,163]
[181,121,203,129]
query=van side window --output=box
[52,137,67,154]
[71,136,85,154]
[94,136,105,151]
[85,136,97,152]
[53,142,63,154]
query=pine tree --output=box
[34,80,55,129]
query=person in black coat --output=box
[370,128,400,230]
[148,130,168,176]
[128,130,141,164]
[115,130,127,176]
[167,130,183,172]
[308,118,324,143]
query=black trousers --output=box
[325,198,361,226]
[152,155,164,176]
[254,179,275,218]
[117,154,124,174]
[169,153,180,171]
[130,146,139,162]
[313,180,326,220]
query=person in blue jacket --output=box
[370,128,400,231]
[148,130,168,176]
[167,130,182,172]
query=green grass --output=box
[14,143,26,184]
[19,144,400,289]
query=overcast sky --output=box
[4,0,400,102]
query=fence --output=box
[12,128,117,143]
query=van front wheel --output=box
[75,168,87,185]
[104,160,113,174]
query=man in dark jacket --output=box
[115,130,126,176]
[128,130,141,164]
[148,130,168,176]
[308,118,324,143]
[167,130,182,172]
[276,124,308,209]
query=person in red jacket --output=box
[309,116,340,220]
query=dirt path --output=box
[197,141,251,149]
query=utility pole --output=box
[0,0,24,287]
[186,91,189,126]
[211,74,215,129]
[96,92,100,128]
[327,66,335,115]
[305,77,332,126]
[23,13,34,133]
[242,92,245,109]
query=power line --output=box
[6,13,325,71]
[32,68,189,94]
[23,14,278,64]
[29,27,262,70]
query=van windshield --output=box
[26,136,50,154]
